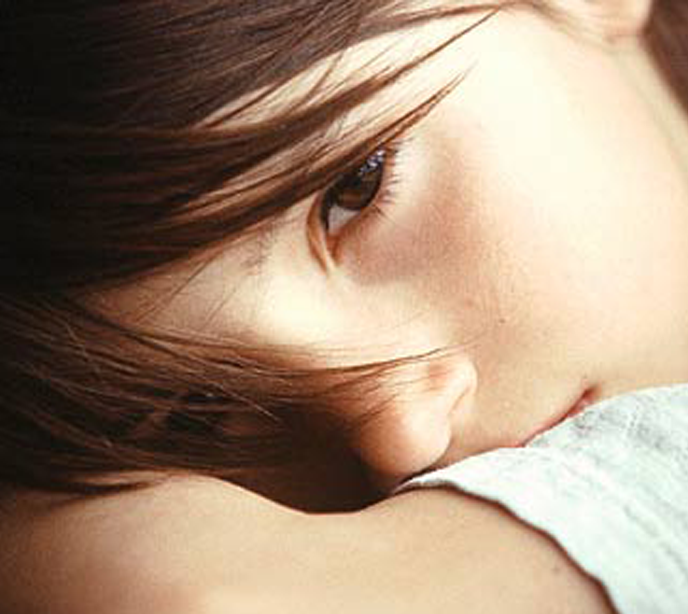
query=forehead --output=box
[89,7,497,330]
[205,6,492,127]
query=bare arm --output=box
[0,477,613,614]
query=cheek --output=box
[339,132,492,328]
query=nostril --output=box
[368,472,406,497]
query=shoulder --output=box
[0,477,305,614]
[333,489,616,614]
[0,477,615,614]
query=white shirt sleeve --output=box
[398,384,688,614]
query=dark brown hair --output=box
[0,1,499,505]
[647,0,688,114]
[0,0,686,505]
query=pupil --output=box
[335,149,386,211]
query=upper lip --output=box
[566,388,596,419]
[405,386,601,487]
[521,387,597,446]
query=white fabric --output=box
[399,384,688,613]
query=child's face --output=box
[107,6,688,500]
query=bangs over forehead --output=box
[2,1,501,290]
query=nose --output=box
[349,354,477,493]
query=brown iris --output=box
[320,149,386,233]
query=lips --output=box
[565,388,595,420]
[520,387,596,446]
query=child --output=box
[1,0,686,611]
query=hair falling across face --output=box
[1,0,688,510]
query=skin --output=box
[0,477,614,614]
[1,1,682,612]
[101,0,688,500]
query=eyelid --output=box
[307,134,409,266]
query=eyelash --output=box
[314,137,406,254]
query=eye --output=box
[319,148,389,238]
